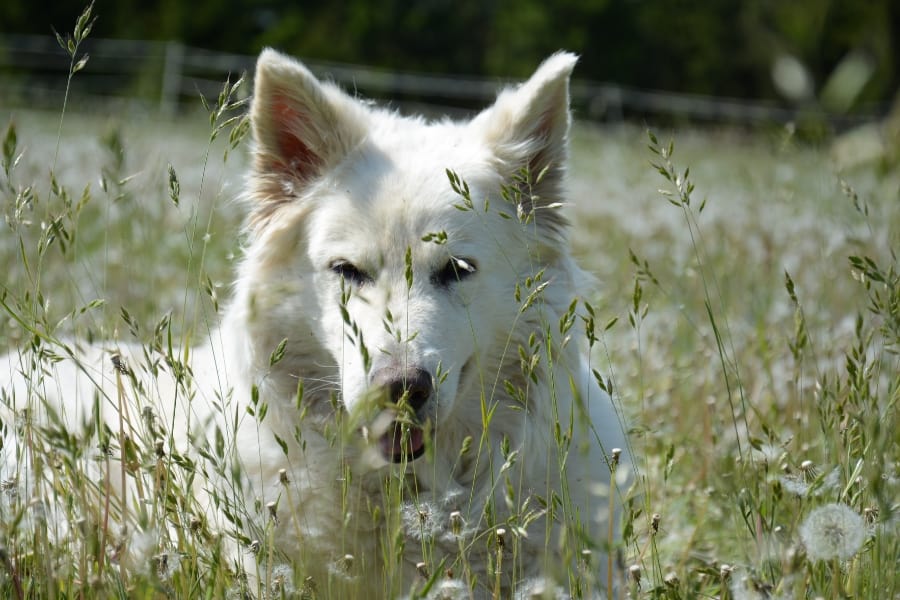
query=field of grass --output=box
[2,54,899,599]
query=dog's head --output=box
[237,50,579,465]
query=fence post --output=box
[160,41,184,115]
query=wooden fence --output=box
[0,33,884,125]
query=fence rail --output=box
[0,34,885,125]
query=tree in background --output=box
[1,0,897,112]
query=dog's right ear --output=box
[249,49,367,204]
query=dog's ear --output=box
[249,49,367,209]
[473,52,577,232]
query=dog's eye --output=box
[330,260,372,286]
[432,256,477,287]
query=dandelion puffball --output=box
[799,503,866,561]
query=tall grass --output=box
[2,5,899,599]
[609,132,899,598]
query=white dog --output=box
[1,50,629,598]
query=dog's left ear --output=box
[473,52,577,230]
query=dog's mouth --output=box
[378,420,426,463]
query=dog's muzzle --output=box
[370,367,432,463]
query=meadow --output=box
[2,73,899,598]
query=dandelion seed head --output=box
[449,510,463,535]
[512,577,568,599]
[729,574,767,600]
[495,527,507,549]
[423,577,468,600]
[270,563,295,595]
[189,515,202,533]
[799,503,866,561]
[611,447,622,469]
[819,467,841,492]
[651,512,661,534]
[863,506,878,524]
[402,491,473,546]
[416,561,428,579]
[778,474,809,497]
[400,500,445,542]
[629,564,641,583]
[153,551,181,580]
[751,443,783,465]
[126,528,158,569]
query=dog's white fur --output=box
[2,50,629,597]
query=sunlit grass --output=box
[2,8,899,599]
[576,127,899,598]
[3,107,899,599]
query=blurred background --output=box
[1,0,898,131]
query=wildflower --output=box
[270,564,295,595]
[426,577,468,599]
[799,503,866,561]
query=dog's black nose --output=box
[371,367,432,411]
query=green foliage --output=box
[1,0,896,110]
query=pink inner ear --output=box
[524,108,557,173]
[271,95,322,178]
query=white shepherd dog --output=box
[1,50,630,598]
